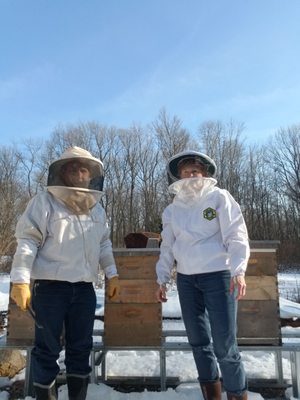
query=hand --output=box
[107,276,120,300]
[230,275,246,300]
[156,284,168,303]
[11,283,31,311]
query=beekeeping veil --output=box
[166,150,217,186]
[47,146,104,214]
[166,150,217,203]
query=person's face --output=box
[178,162,207,179]
[61,161,91,188]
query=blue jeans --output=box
[177,270,247,394]
[31,280,96,386]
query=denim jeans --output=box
[177,270,247,394]
[31,280,96,386]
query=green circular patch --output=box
[203,207,217,221]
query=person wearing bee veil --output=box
[156,150,250,400]
[10,146,120,400]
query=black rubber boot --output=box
[200,380,222,400]
[34,381,57,400]
[66,375,89,400]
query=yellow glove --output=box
[10,283,31,311]
[107,276,120,300]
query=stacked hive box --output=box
[237,240,281,345]
[104,249,162,346]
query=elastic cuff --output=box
[33,379,56,389]
[66,373,90,379]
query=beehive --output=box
[104,249,162,346]
[237,240,281,345]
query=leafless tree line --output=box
[1,109,300,268]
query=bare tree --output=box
[0,147,27,259]
[242,145,275,240]
[152,108,191,161]
[134,128,162,232]
[198,120,246,202]
[265,126,300,263]
[16,139,47,197]
[267,126,300,205]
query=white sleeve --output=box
[99,214,118,279]
[10,193,50,283]
[156,206,176,285]
[218,190,250,277]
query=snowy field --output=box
[278,272,300,302]
[0,272,300,399]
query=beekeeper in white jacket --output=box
[10,146,119,400]
[156,151,250,400]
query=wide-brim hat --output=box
[167,150,217,185]
[47,146,104,191]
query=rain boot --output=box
[66,375,89,400]
[34,381,57,400]
[227,392,248,400]
[200,380,222,400]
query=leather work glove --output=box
[107,276,120,300]
[10,283,31,311]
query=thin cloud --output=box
[205,85,300,115]
[0,64,57,102]
[0,76,26,101]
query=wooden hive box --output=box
[104,249,162,346]
[7,284,35,347]
[237,240,281,346]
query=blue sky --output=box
[1,0,300,146]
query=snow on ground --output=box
[278,272,300,302]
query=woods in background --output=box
[1,108,300,267]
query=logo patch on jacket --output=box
[203,207,217,221]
